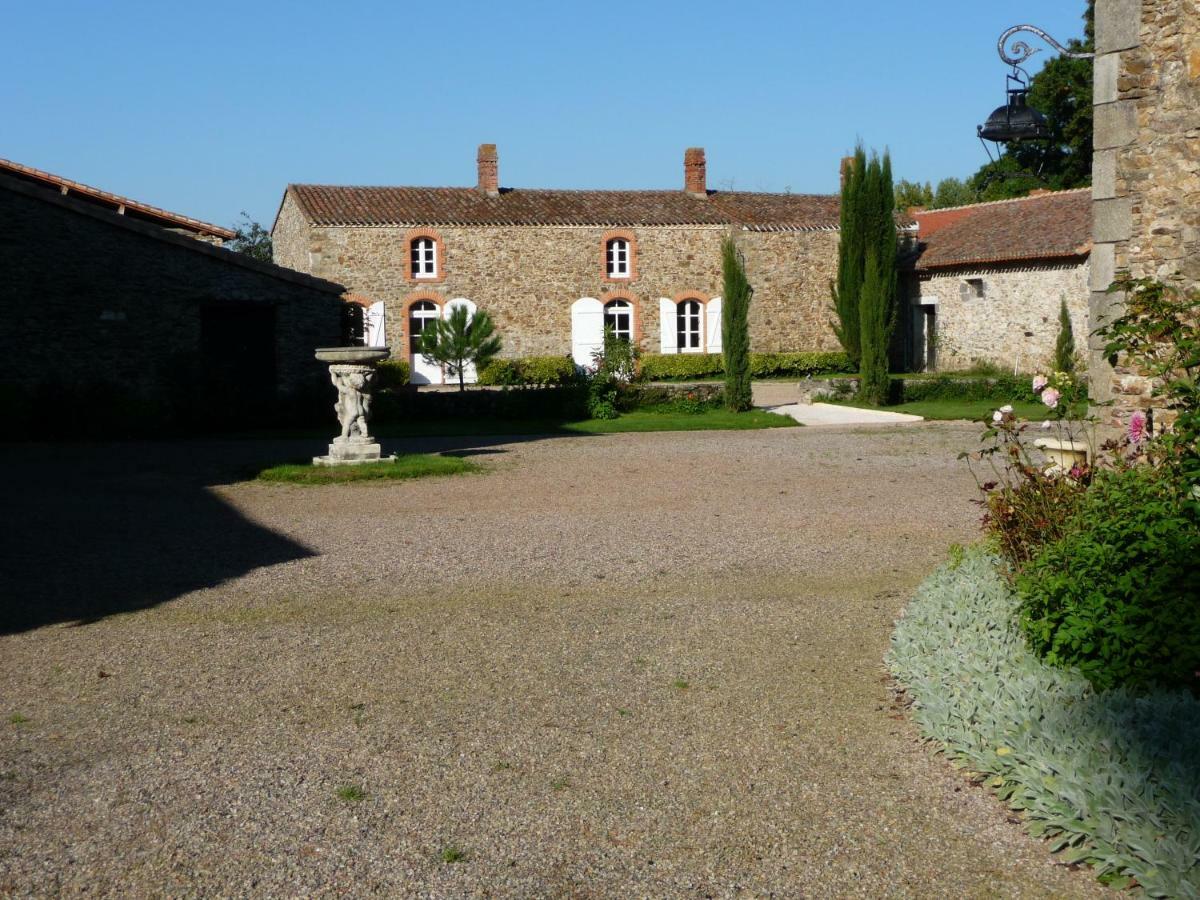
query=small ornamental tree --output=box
[419,304,502,392]
[1054,297,1076,375]
[721,236,754,411]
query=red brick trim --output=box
[600,290,643,346]
[403,227,447,283]
[341,292,374,308]
[601,229,638,283]
[399,291,444,346]
[673,291,709,352]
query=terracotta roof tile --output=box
[0,157,235,240]
[914,189,1092,270]
[287,184,842,230]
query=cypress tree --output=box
[832,144,867,367]
[858,151,898,405]
[721,236,754,411]
[1054,298,1076,374]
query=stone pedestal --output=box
[313,436,391,466]
[313,347,392,466]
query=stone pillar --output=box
[1090,0,1200,427]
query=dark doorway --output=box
[200,303,277,425]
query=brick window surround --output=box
[600,290,642,345]
[403,228,446,283]
[602,229,638,283]
[400,291,444,345]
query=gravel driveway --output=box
[0,426,1105,897]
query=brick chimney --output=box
[684,147,706,197]
[477,143,499,196]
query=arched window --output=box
[606,238,630,278]
[410,237,437,278]
[677,299,703,351]
[604,298,633,342]
[408,300,440,353]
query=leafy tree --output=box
[419,304,502,392]
[932,177,976,209]
[721,236,753,412]
[229,212,272,262]
[1054,298,1076,374]
[894,179,933,211]
[832,144,867,366]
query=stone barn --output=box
[907,189,1092,373]
[0,159,348,435]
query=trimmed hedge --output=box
[374,359,411,391]
[640,351,853,381]
[478,356,576,387]
[889,549,1200,897]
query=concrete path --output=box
[772,402,925,426]
[0,429,1101,897]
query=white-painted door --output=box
[409,300,443,384]
[444,298,479,385]
[571,298,604,368]
[365,301,386,347]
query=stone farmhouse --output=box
[272,146,845,383]
[0,158,346,435]
[907,189,1092,373]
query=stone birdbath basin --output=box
[1034,437,1090,471]
[314,346,393,466]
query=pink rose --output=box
[1032,375,1049,393]
[1128,410,1148,444]
[1041,387,1061,409]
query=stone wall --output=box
[915,261,1089,372]
[1091,0,1200,423]
[0,175,346,431]
[273,191,842,361]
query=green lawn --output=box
[373,407,797,438]
[256,453,481,484]
[827,398,1080,422]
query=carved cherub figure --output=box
[333,369,373,440]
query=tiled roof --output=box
[0,157,235,240]
[914,189,1092,270]
[286,184,842,230]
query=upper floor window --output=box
[677,299,702,351]
[411,237,438,279]
[606,239,630,278]
[604,299,633,342]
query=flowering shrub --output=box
[962,380,1094,566]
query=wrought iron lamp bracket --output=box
[998,24,1095,67]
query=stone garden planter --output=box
[1034,437,1090,471]
[314,347,394,466]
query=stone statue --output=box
[333,366,374,441]
[313,347,392,466]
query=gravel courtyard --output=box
[0,425,1105,897]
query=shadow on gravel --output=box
[0,440,320,635]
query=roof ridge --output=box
[917,187,1091,215]
[0,157,235,238]
[291,183,837,200]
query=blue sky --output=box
[2,1,1090,229]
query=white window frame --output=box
[411,237,438,279]
[677,299,703,353]
[408,299,440,352]
[604,299,633,342]
[606,239,630,278]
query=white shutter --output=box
[445,298,479,383]
[659,297,678,354]
[365,301,387,347]
[705,297,722,354]
[571,298,604,368]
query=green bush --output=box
[901,373,1037,404]
[890,549,1200,897]
[640,353,725,380]
[375,359,411,391]
[639,351,852,381]
[477,356,576,387]
[1018,465,1200,692]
